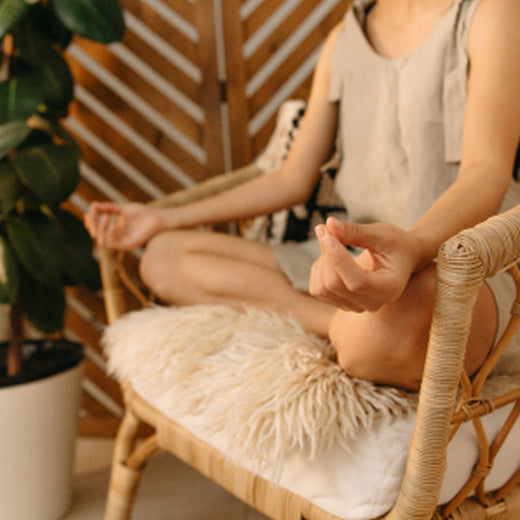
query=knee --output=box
[139,235,162,293]
[139,232,183,295]
[331,312,428,391]
[329,266,438,391]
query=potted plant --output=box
[0,0,125,518]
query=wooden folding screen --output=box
[65,0,348,436]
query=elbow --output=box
[278,173,319,208]
[458,161,513,213]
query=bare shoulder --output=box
[311,20,346,88]
[328,20,345,40]
[468,0,520,54]
[319,21,346,61]
[462,0,520,178]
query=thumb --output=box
[91,201,124,216]
[326,217,388,251]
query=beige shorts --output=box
[486,270,520,375]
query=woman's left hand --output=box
[309,217,421,312]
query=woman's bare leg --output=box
[329,264,498,391]
[141,233,496,389]
[139,229,336,337]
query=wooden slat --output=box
[124,0,199,66]
[194,0,226,176]
[77,417,122,437]
[222,0,253,167]
[244,0,285,36]
[226,0,348,160]
[246,0,321,76]
[252,5,346,104]
[81,392,114,420]
[67,47,206,187]
[71,98,191,194]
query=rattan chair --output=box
[98,104,520,520]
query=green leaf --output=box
[20,269,65,334]
[13,143,80,205]
[11,12,55,65]
[6,213,66,286]
[31,114,81,151]
[16,127,52,148]
[0,161,19,214]
[0,234,19,304]
[0,79,42,123]
[54,209,101,290]
[17,51,74,113]
[12,3,72,63]
[0,121,31,160]
[52,0,125,43]
[0,0,29,39]
[50,121,81,151]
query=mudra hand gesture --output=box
[84,202,164,251]
[310,217,421,313]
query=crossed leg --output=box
[328,263,498,391]
[140,231,497,391]
[139,229,336,337]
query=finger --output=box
[323,249,403,308]
[84,202,119,238]
[96,213,115,247]
[309,256,365,312]
[317,227,370,293]
[326,217,390,253]
[315,224,335,255]
[83,210,97,239]
[90,201,124,216]
[315,225,373,306]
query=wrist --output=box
[153,207,178,234]
[406,229,439,272]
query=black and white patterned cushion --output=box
[245,101,347,245]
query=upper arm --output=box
[461,0,520,185]
[277,23,344,201]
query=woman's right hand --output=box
[84,202,165,251]
[310,217,420,313]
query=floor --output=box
[65,437,269,520]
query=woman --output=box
[85,0,520,390]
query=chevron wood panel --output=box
[64,0,351,436]
[65,0,225,435]
[223,0,350,166]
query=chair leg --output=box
[104,410,158,520]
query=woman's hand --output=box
[309,217,421,312]
[84,202,165,251]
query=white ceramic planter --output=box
[0,360,84,520]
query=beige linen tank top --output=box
[329,0,520,229]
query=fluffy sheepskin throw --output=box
[104,304,417,470]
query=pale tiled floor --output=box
[65,437,269,520]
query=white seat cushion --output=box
[104,304,520,520]
[144,386,520,520]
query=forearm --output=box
[153,168,312,232]
[407,166,510,271]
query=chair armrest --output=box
[388,204,520,520]
[98,246,128,326]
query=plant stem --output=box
[7,301,23,377]
[0,35,11,82]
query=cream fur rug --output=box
[104,305,417,469]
